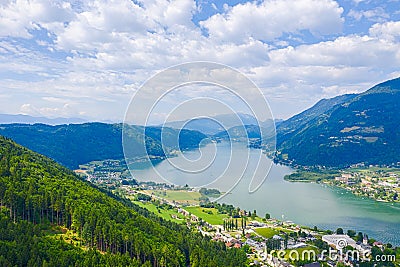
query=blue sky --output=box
[0,0,400,122]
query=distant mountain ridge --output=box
[0,114,88,125]
[275,77,400,167]
[163,113,278,135]
[213,124,276,142]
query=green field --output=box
[132,200,184,223]
[184,206,228,225]
[146,190,202,205]
[255,227,280,238]
[283,246,319,263]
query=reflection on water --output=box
[131,142,400,245]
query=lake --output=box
[131,142,400,246]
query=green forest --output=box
[0,123,207,169]
[0,136,246,266]
[275,78,400,167]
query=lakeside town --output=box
[74,161,399,267]
[285,166,400,203]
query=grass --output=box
[184,206,228,225]
[146,190,202,205]
[45,225,87,249]
[255,227,279,238]
[132,200,184,223]
[283,246,319,263]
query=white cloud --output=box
[0,0,400,121]
[369,20,400,41]
[348,7,389,22]
[268,35,400,68]
[0,0,74,38]
[200,0,344,43]
[145,0,197,29]
[20,102,80,118]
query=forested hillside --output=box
[0,123,207,169]
[0,136,246,266]
[274,77,400,167]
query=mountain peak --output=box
[364,76,400,94]
[276,77,400,167]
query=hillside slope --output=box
[0,136,246,266]
[275,77,400,167]
[0,123,207,169]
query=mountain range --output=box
[0,77,399,169]
[0,114,88,125]
[274,77,400,167]
[163,113,278,135]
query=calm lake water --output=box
[131,142,400,246]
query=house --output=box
[234,243,242,248]
[373,241,384,248]
[356,242,372,257]
[249,221,263,227]
[265,257,294,267]
[283,220,294,226]
[177,208,189,216]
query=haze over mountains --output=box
[163,113,279,135]
[0,77,399,169]
[0,114,88,125]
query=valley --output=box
[1,78,400,266]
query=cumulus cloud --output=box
[0,0,74,38]
[200,0,344,43]
[0,0,399,120]
[268,35,400,68]
[369,20,400,41]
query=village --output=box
[285,166,400,203]
[74,161,399,266]
[123,184,398,266]
[328,169,400,203]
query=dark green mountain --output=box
[275,77,400,167]
[0,136,246,266]
[0,123,207,169]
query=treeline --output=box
[199,188,221,196]
[200,202,238,216]
[0,136,247,266]
[0,211,145,266]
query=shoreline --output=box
[284,168,400,204]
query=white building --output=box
[321,234,357,249]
